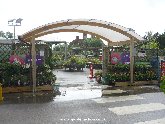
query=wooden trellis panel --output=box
[0,44,12,62]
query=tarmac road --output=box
[1,92,165,124]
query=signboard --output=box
[25,54,43,65]
[110,52,130,64]
[120,52,130,64]
[111,52,121,64]
[9,55,25,65]
[40,50,44,56]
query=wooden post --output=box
[31,37,37,95]
[130,39,134,84]
[102,46,109,84]
[0,83,3,101]
[64,42,67,61]
[102,47,106,81]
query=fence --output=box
[0,42,53,88]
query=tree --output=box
[0,30,13,39]
[156,32,165,49]
[84,37,103,48]
[143,31,159,49]
[83,37,103,57]
[5,32,13,39]
[0,31,6,38]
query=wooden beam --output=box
[20,20,140,42]
[23,29,114,43]
[130,38,135,83]
[108,40,131,46]
[31,36,37,94]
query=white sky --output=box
[0,0,165,42]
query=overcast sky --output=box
[0,0,165,42]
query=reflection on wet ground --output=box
[1,84,102,104]
[1,68,162,104]
[54,88,102,102]
[2,92,55,104]
[1,68,102,104]
[54,83,102,102]
[52,69,103,102]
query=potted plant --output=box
[160,76,165,93]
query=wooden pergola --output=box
[18,19,144,93]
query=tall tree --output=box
[0,31,13,39]
[143,31,159,49]
[156,32,165,49]
[84,37,103,48]
[5,32,13,39]
[0,31,6,38]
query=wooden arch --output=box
[19,19,143,44]
[20,19,143,94]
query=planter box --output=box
[115,80,158,87]
[133,80,158,86]
[115,82,129,87]
[2,85,53,93]
[37,85,53,91]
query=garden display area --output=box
[64,56,86,71]
[103,63,158,86]
[94,48,162,87]
[0,63,56,93]
[0,42,56,93]
[63,56,102,71]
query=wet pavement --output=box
[53,68,103,102]
[1,68,165,124]
[53,68,96,86]
[1,68,162,103]
[1,68,103,104]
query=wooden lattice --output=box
[0,43,12,63]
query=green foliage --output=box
[65,56,87,66]
[87,58,102,64]
[0,31,5,38]
[37,64,56,85]
[0,63,30,86]
[0,31,13,39]
[0,63,56,87]
[104,63,157,85]
[45,47,54,68]
[94,70,102,77]
[160,76,165,93]
[157,32,165,49]
[5,32,13,39]
[84,38,103,48]
[68,37,104,57]
[51,54,64,68]
[141,31,165,49]
[141,31,159,49]
[64,56,87,71]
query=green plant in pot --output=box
[160,76,165,93]
[104,73,115,86]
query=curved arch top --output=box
[19,19,144,44]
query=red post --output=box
[89,64,93,79]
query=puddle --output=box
[54,87,102,102]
